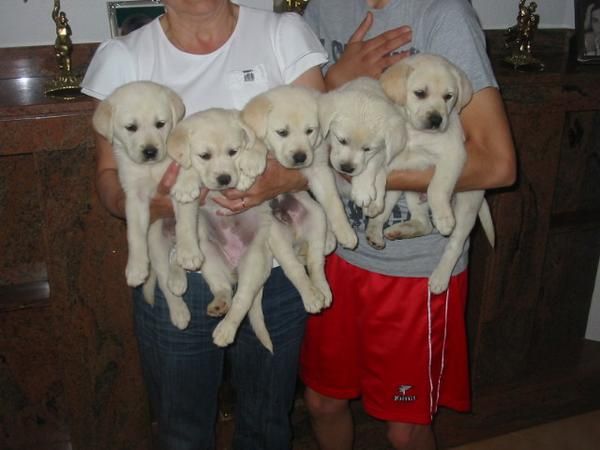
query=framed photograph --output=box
[575,0,600,63]
[107,1,165,37]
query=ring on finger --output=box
[241,198,246,209]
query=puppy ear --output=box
[92,99,114,141]
[452,66,473,111]
[380,61,413,105]
[384,114,408,164]
[239,115,257,151]
[166,88,186,126]
[317,92,338,137]
[167,123,192,168]
[241,94,272,138]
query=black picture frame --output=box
[107,1,165,37]
[575,0,600,63]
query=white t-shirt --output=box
[81,5,327,114]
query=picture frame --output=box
[575,0,600,63]
[107,1,165,37]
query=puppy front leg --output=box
[429,191,482,294]
[363,168,388,218]
[351,153,385,209]
[124,195,151,287]
[427,134,466,236]
[307,165,357,249]
[365,190,403,249]
[212,237,271,347]
[174,201,204,270]
[170,167,202,203]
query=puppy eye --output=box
[414,90,427,99]
[336,136,348,146]
[305,128,314,136]
[155,120,166,129]
[362,146,371,152]
[276,129,289,137]
[198,153,211,160]
[125,124,138,132]
[443,93,454,102]
[228,148,238,157]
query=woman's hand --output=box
[325,12,412,90]
[211,158,308,215]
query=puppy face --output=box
[242,86,321,169]
[168,108,265,190]
[319,78,406,177]
[92,81,185,164]
[380,54,473,132]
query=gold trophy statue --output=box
[504,0,544,71]
[45,0,82,99]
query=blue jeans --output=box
[133,267,306,450]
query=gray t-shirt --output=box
[304,0,497,277]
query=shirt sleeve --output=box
[273,12,328,84]
[422,0,498,92]
[80,39,138,100]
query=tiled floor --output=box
[447,409,600,450]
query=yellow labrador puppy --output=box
[168,108,331,352]
[318,76,408,221]
[92,81,191,329]
[242,85,358,250]
[379,53,494,293]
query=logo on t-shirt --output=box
[242,69,255,82]
[393,385,417,402]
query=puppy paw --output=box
[171,183,200,203]
[175,246,203,271]
[212,319,239,347]
[207,295,231,317]
[316,280,333,309]
[167,269,188,296]
[126,261,149,287]
[351,186,376,209]
[336,227,358,250]
[364,199,384,218]
[302,286,326,314]
[384,220,433,240]
[429,268,451,295]
[236,173,255,192]
[169,301,191,330]
[433,213,455,236]
[366,232,386,250]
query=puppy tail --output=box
[142,269,157,305]
[478,199,495,248]
[248,291,273,353]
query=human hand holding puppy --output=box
[212,157,308,214]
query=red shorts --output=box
[300,253,471,424]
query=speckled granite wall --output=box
[0,45,153,449]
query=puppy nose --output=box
[293,151,307,165]
[427,113,443,130]
[142,146,158,161]
[217,174,232,186]
[340,163,355,174]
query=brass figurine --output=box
[45,0,82,99]
[274,0,310,14]
[504,0,544,71]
